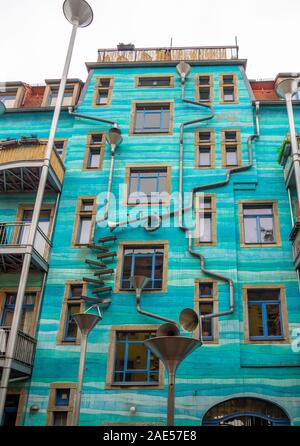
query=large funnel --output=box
[131,275,149,292]
[145,336,201,376]
[73,313,101,337]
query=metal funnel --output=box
[63,0,94,27]
[130,275,149,292]
[73,313,101,337]
[276,78,300,99]
[144,336,201,426]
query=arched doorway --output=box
[202,397,290,426]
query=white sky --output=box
[0,0,299,84]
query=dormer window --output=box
[0,84,24,109]
[42,81,81,108]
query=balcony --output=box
[0,138,65,193]
[0,328,36,377]
[0,222,51,272]
[97,45,239,64]
[279,134,300,189]
[290,222,300,269]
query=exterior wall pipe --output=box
[178,71,260,324]
[135,289,178,326]
[68,107,118,128]
[0,22,79,423]
[287,187,295,227]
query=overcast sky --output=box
[0,0,299,84]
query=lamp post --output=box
[72,308,102,426]
[0,0,93,424]
[276,77,300,211]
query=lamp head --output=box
[276,77,300,99]
[106,127,122,153]
[63,0,93,27]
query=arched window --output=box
[202,397,290,426]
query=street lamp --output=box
[0,0,94,425]
[72,306,102,426]
[0,101,6,115]
[276,77,300,211]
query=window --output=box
[195,130,215,168]
[135,75,173,88]
[220,74,238,103]
[195,195,216,245]
[194,281,218,342]
[72,197,96,246]
[126,165,171,205]
[116,241,168,292]
[48,86,74,107]
[106,326,164,388]
[221,129,241,167]
[240,201,281,247]
[46,383,76,426]
[130,102,173,135]
[57,282,85,344]
[83,133,105,170]
[243,286,288,342]
[1,292,35,335]
[0,91,17,108]
[93,77,113,107]
[196,74,213,103]
[53,140,67,160]
[2,390,26,426]
[0,85,24,109]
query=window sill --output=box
[244,338,289,344]
[105,383,164,390]
[241,243,282,248]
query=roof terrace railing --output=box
[97,45,239,63]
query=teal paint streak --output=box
[0,64,300,426]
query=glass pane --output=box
[127,343,148,370]
[199,148,211,166]
[198,214,212,242]
[81,200,94,212]
[139,77,170,87]
[223,87,234,101]
[88,149,101,168]
[99,79,110,87]
[223,75,234,84]
[249,304,264,337]
[259,217,275,243]
[139,176,158,195]
[244,206,273,215]
[53,412,68,426]
[78,218,91,244]
[114,342,126,372]
[144,112,161,129]
[161,110,170,131]
[248,289,280,302]
[96,90,109,105]
[70,285,83,299]
[65,305,80,339]
[199,283,213,298]
[199,303,213,338]
[225,131,237,141]
[199,88,210,101]
[199,132,211,142]
[199,76,210,85]
[266,304,282,337]
[0,94,16,108]
[134,111,144,131]
[90,134,103,144]
[244,217,258,243]
[125,372,148,382]
[226,148,238,165]
[55,389,70,406]
[134,255,154,281]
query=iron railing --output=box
[97,45,239,63]
[0,327,36,368]
[0,221,51,261]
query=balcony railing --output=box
[97,45,239,63]
[0,221,51,261]
[0,327,36,369]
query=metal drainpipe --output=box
[178,75,260,324]
[0,22,79,423]
[287,188,295,228]
[136,289,177,325]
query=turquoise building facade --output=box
[0,46,300,426]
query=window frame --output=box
[221,129,241,168]
[0,288,41,337]
[46,383,76,426]
[72,196,97,247]
[0,85,24,109]
[239,200,281,248]
[134,75,174,89]
[242,285,289,344]
[3,388,27,426]
[194,279,218,343]
[194,129,215,169]
[219,73,238,104]
[124,164,172,206]
[195,74,214,104]
[42,82,81,108]
[105,325,164,389]
[129,101,174,136]
[194,194,216,246]
[92,76,114,108]
[83,132,106,171]
[57,281,86,345]
[115,241,169,294]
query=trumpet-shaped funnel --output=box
[130,275,150,292]
[179,308,199,332]
[73,313,101,337]
[63,0,93,27]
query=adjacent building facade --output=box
[0,45,300,426]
